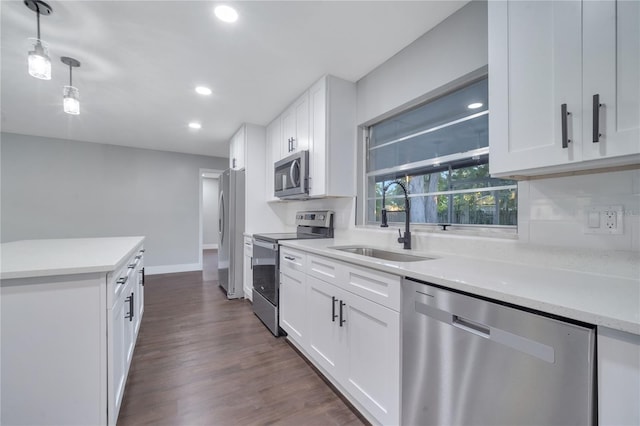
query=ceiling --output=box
[1,1,468,158]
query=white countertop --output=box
[1,237,145,280]
[280,238,640,335]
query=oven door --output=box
[252,238,279,306]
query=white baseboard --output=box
[203,243,218,250]
[145,263,202,275]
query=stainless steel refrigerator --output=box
[218,168,245,299]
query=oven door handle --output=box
[252,239,278,251]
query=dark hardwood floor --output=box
[118,250,366,425]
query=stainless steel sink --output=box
[331,246,434,262]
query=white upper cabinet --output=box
[281,92,310,157]
[265,75,356,199]
[582,0,640,161]
[489,0,640,178]
[265,118,281,201]
[229,125,246,170]
[308,75,356,198]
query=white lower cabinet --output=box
[279,268,307,343]
[342,292,400,426]
[307,275,400,425]
[279,247,308,342]
[598,327,640,426]
[307,276,343,378]
[243,236,253,301]
[280,250,401,425]
[109,279,129,421]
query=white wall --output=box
[356,0,488,126]
[202,178,219,248]
[0,132,229,271]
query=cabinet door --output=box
[342,292,400,425]
[489,1,583,176]
[265,119,281,201]
[243,237,253,300]
[293,92,310,152]
[236,126,246,170]
[137,264,144,324]
[125,289,136,365]
[306,276,342,379]
[281,105,296,156]
[598,327,640,426]
[229,126,246,170]
[279,269,307,345]
[282,93,310,155]
[133,266,143,335]
[109,295,127,425]
[309,77,327,197]
[582,0,640,161]
[229,133,236,169]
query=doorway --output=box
[199,168,224,271]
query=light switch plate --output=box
[584,205,624,235]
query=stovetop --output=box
[253,233,329,243]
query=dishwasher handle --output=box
[452,315,490,338]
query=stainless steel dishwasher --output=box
[402,278,596,426]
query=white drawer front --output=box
[107,247,143,308]
[307,254,341,284]
[280,248,306,274]
[343,264,401,312]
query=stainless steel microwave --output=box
[274,150,309,200]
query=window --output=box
[365,78,517,228]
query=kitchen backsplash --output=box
[273,169,639,255]
[518,168,639,252]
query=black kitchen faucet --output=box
[380,180,411,250]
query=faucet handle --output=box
[397,229,404,244]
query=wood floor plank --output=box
[117,250,367,426]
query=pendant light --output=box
[25,0,53,80]
[61,57,81,115]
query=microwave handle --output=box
[289,159,300,187]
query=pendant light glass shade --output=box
[27,38,51,80]
[63,85,80,115]
[25,1,53,80]
[61,56,81,115]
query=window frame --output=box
[358,73,518,233]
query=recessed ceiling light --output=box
[189,122,202,130]
[195,86,212,95]
[214,5,238,23]
[467,102,484,109]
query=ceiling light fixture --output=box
[195,86,212,95]
[467,102,483,109]
[61,56,81,115]
[189,122,202,129]
[214,5,238,23]
[25,0,53,80]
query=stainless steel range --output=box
[252,210,334,336]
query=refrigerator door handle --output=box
[219,191,225,245]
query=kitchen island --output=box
[1,236,145,426]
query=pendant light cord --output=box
[69,65,73,86]
[36,6,41,40]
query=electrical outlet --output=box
[604,210,617,230]
[584,205,624,235]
